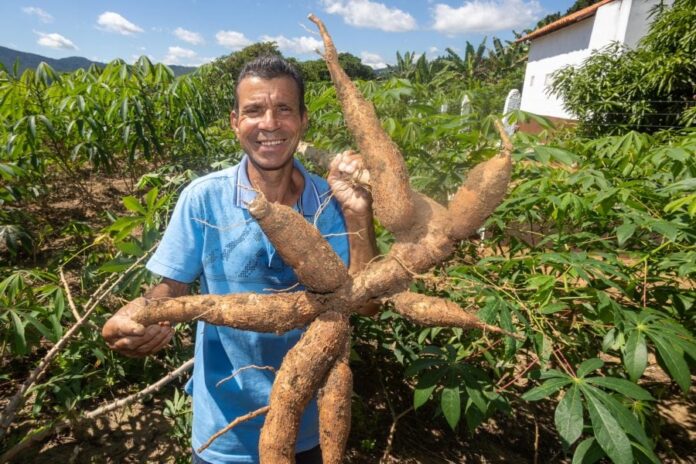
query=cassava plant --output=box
[130,15,517,463]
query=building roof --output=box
[515,0,615,43]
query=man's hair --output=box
[234,55,306,115]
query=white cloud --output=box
[322,0,416,32]
[432,0,541,34]
[174,27,204,45]
[97,11,144,36]
[36,32,77,50]
[216,30,252,50]
[360,51,386,69]
[427,46,440,58]
[260,35,323,55]
[22,6,53,23]
[163,46,197,64]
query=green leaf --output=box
[616,223,636,247]
[441,386,461,430]
[585,385,655,455]
[115,241,144,257]
[650,334,691,393]
[122,196,146,214]
[554,385,583,447]
[572,438,605,464]
[577,358,604,378]
[10,311,27,354]
[522,377,571,401]
[585,377,653,401]
[413,367,447,410]
[583,388,633,464]
[623,330,648,381]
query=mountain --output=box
[0,46,197,76]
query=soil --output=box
[5,348,694,464]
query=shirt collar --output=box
[234,154,323,216]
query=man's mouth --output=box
[257,139,285,146]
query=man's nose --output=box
[259,109,280,130]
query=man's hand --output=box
[327,150,372,215]
[102,297,173,358]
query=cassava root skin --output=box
[390,291,519,339]
[248,192,349,293]
[259,311,351,463]
[308,14,416,236]
[132,292,331,334]
[318,338,352,464]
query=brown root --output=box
[318,338,352,464]
[132,292,329,334]
[259,311,351,463]
[308,14,416,236]
[249,192,349,293]
[390,291,520,339]
[447,119,513,241]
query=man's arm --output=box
[328,151,380,316]
[102,278,189,357]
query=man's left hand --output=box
[327,150,372,215]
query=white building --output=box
[517,0,672,121]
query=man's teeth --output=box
[259,140,284,146]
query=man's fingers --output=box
[136,326,173,354]
[114,317,146,338]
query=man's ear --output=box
[301,111,309,135]
[230,111,239,135]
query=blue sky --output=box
[0,0,576,68]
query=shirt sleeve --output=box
[146,185,205,283]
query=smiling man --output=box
[102,55,377,463]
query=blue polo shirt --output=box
[146,156,350,463]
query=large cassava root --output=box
[133,15,515,464]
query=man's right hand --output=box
[102,297,173,358]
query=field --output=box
[1,31,695,463]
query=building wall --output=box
[520,18,596,119]
[519,0,669,120]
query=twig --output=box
[380,406,414,464]
[59,268,82,322]
[216,365,276,388]
[0,358,193,463]
[197,406,270,453]
[0,244,158,439]
[533,415,540,464]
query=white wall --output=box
[518,0,669,120]
[520,18,596,119]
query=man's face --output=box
[230,76,307,172]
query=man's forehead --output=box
[237,77,299,101]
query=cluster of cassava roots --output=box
[133,15,514,464]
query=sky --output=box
[0,0,577,69]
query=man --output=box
[102,55,377,463]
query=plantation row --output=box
[1,44,695,463]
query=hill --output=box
[0,46,197,76]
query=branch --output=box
[0,247,157,440]
[197,406,270,453]
[0,358,193,463]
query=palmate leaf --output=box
[522,377,571,401]
[583,385,658,462]
[441,385,461,430]
[572,437,605,464]
[649,333,691,393]
[554,384,583,447]
[582,388,633,464]
[585,377,653,401]
[622,330,648,381]
[576,358,604,378]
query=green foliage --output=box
[550,0,696,135]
